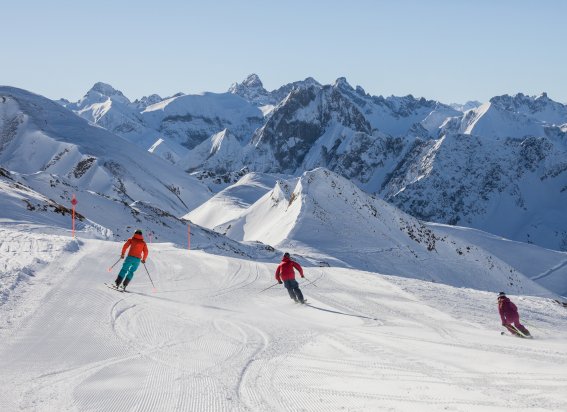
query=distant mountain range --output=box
[2,82,567,296]
[53,74,567,251]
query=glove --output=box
[141,260,146,264]
[301,275,305,278]
[120,255,125,259]
[278,280,282,284]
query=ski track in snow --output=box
[531,258,567,281]
[1,230,567,411]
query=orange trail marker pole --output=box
[71,194,78,238]
[107,258,121,272]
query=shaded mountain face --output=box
[382,132,567,250]
[57,77,567,250]
[250,84,372,173]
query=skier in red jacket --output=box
[275,252,305,304]
[114,229,149,290]
[498,292,530,337]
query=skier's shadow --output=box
[305,303,379,321]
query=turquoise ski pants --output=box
[118,255,141,282]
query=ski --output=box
[501,330,533,339]
[508,324,533,339]
[104,283,126,293]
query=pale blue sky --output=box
[2,0,566,104]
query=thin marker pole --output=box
[71,194,78,238]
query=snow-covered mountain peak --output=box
[454,92,567,139]
[86,82,130,104]
[291,168,385,219]
[133,94,163,109]
[488,92,567,125]
[333,77,354,91]
[242,73,264,89]
[228,73,271,105]
[300,77,320,87]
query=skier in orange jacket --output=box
[115,229,148,290]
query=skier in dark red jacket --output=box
[498,292,530,337]
[275,252,305,304]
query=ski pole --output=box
[142,262,156,290]
[302,276,319,287]
[107,258,122,272]
[259,282,280,293]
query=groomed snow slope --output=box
[185,172,280,230]
[1,226,566,411]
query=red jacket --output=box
[121,234,149,260]
[498,296,518,323]
[275,257,303,282]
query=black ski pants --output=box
[283,279,304,302]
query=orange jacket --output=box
[121,234,148,260]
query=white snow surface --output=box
[185,172,281,229]
[1,223,566,411]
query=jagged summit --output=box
[229,73,265,91]
[241,73,264,88]
[333,77,353,90]
[228,73,271,106]
[133,94,163,109]
[229,74,324,107]
[454,91,567,139]
[488,93,567,124]
[88,82,129,102]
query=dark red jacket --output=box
[275,257,303,282]
[498,296,518,323]
[121,234,149,260]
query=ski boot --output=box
[114,276,123,289]
[122,278,130,291]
